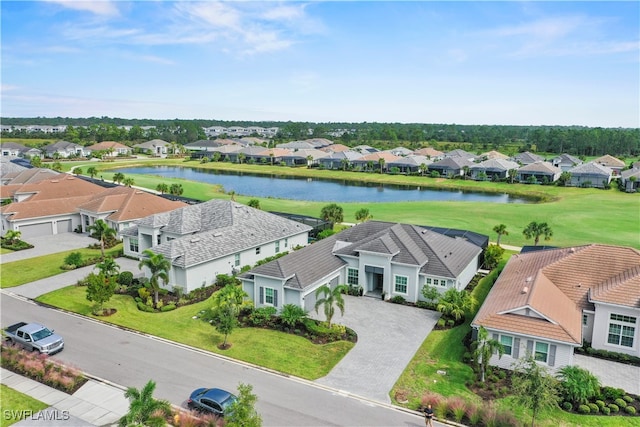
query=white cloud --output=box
[44,0,119,17]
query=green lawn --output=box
[65,158,640,249]
[0,384,48,427]
[36,286,352,380]
[1,247,12,254]
[0,245,122,288]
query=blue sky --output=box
[1,1,638,127]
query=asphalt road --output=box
[1,293,428,427]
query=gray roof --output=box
[184,140,223,149]
[430,156,475,169]
[568,162,612,176]
[387,155,432,167]
[552,153,582,165]
[512,151,544,164]
[319,151,363,161]
[243,221,482,290]
[42,140,82,152]
[470,158,520,171]
[133,139,171,149]
[444,149,475,159]
[142,200,312,268]
[276,141,316,150]
[621,168,640,179]
[518,161,561,174]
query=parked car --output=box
[187,388,237,417]
[3,322,64,355]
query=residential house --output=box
[469,159,520,181]
[620,168,640,192]
[352,145,379,154]
[321,144,351,153]
[317,151,363,170]
[239,221,483,313]
[472,245,640,373]
[551,153,583,171]
[133,139,172,156]
[184,140,224,152]
[443,149,476,162]
[41,141,87,159]
[386,155,432,174]
[478,150,509,161]
[281,149,329,167]
[517,161,561,184]
[594,155,625,176]
[0,167,61,188]
[1,142,31,157]
[388,147,413,156]
[413,147,444,161]
[428,157,475,178]
[276,141,316,150]
[567,162,613,188]
[511,151,544,166]
[351,152,401,172]
[120,200,312,293]
[86,141,132,158]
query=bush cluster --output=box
[419,391,519,427]
[576,344,640,366]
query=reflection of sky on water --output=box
[117,166,530,204]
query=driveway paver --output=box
[1,233,96,263]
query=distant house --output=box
[239,221,483,313]
[413,147,444,161]
[281,148,329,167]
[620,168,640,192]
[386,155,432,174]
[1,142,31,157]
[444,149,476,161]
[120,200,312,293]
[41,141,87,159]
[183,140,224,152]
[517,161,561,184]
[594,155,625,176]
[567,162,613,188]
[0,167,61,188]
[428,156,475,178]
[478,150,509,161]
[276,141,317,150]
[133,139,172,156]
[321,144,351,153]
[352,145,379,154]
[86,141,132,157]
[351,152,401,172]
[511,151,544,166]
[317,151,363,170]
[469,159,520,181]
[472,245,640,373]
[551,153,583,171]
[388,147,413,156]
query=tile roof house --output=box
[428,156,476,178]
[239,221,483,313]
[594,155,626,176]
[133,139,172,156]
[469,159,520,181]
[472,245,640,372]
[183,140,225,152]
[478,150,509,161]
[120,200,312,293]
[386,155,432,174]
[41,141,88,159]
[413,147,444,160]
[511,151,545,166]
[517,161,562,184]
[321,144,351,153]
[317,150,363,170]
[86,141,132,157]
[567,162,613,188]
[620,168,640,192]
[351,152,401,172]
[1,142,32,157]
[0,167,61,188]
[280,148,329,166]
[551,153,583,171]
[444,149,476,161]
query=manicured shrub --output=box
[64,252,83,267]
[602,406,610,415]
[437,319,446,328]
[577,405,590,414]
[623,395,634,403]
[602,386,625,400]
[390,295,406,304]
[138,287,150,300]
[446,319,455,327]
[608,403,619,413]
[160,304,176,312]
[624,406,636,415]
[595,400,605,409]
[137,301,155,312]
[588,403,599,413]
[614,398,627,408]
[562,401,573,411]
[250,306,277,326]
[118,271,133,286]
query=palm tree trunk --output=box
[154,290,159,308]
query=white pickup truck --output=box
[4,322,65,355]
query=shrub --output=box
[481,403,497,427]
[446,319,455,327]
[138,287,151,300]
[436,319,446,328]
[447,397,466,423]
[623,395,634,403]
[562,401,573,411]
[420,391,443,410]
[497,370,507,379]
[118,271,133,286]
[624,406,636,415]
[60,264,77,271]
[64,252,83,267]
[595,400,605,409]
[608,403,619,413]
[494,410,519,427]
[602,386,626,400]
[137,301,155,312]
[602,406,610,415]
[465,402,482,426]
[435,399,449,419]
[160,304,176,312]
[614,398,627,408]
[390,295,406,304]
[577,405,590,414]
[279,304,307,327]
[249,306,277,327]
[588,403,599,413]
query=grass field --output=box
[64,158,640,249]
[0,385,48,427]
[36,286,352,380]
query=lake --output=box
[116,166,532,203]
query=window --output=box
[440,279,447,287]
[234,253,240,267]
[265,288,274,305]
[534,342,549,363]
[284,238,288,248]
[394,275,408,294]
[275,240,280,253]
[607,314,637,348]
[256,247,261,255]
[426,278,432,285]
[157,234,161,245]
[129,237,139,253]
[583,314,588,326]
[347,268,359,286]
[500,335,513,356]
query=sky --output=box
[1,1,639,128]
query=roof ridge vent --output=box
[190,237,201,243]
[521,286,529,294]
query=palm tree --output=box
[508,168,518,184]
[314,284,348,328]
[523,221,553,246]
[306,155,313,168]
[73,167,83,176]
[96,256,120,278]
[378,158,385,174]
[436,288,477,322]
[3,230,22,245]
[419,163,428,176]
[472,326,504,382]
[340,158,349,171]
[156,183,168,194]
[493,224,509,246]
[138,249,171,308]
[238,152,246,164]
[113,172,125,184]
[122,177,135,187]
[87,166,98,179]
[119,380,171,427]
[366,160,374,172]
[88,219,117,259]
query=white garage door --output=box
[19,222,53,238]
[56,220,72,233]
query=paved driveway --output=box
[1,233,96,263]
[312,295,440,403]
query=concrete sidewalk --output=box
[1,368,129,427]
